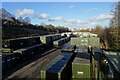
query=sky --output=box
[2,2,115,30]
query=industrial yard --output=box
[2,32,120,80]
[1,2,120,80]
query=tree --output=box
[17,16,24,22]
[0,8,15,19]
[23,17,31,24]
[105,2,120,50]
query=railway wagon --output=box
[70,37,100,47]
[40,35,54,44]
[41,55,64,79]
[70,37,81,47]
[51,34,61,41]
[2,38,27,53]
[13,45,36,62]
[93,48,103,61]
[34,44,45,54]
[26,36,41,46]
[2,53,16,73]
[61,45,77,62]
[2,44,45,73]
[72,53,91,79]
[72,58,91,79]
[41,52,74,80]
[88,37,100,48]
[71,37,89,46]
[40,35,53,48]
[53,37,70,47]
[53,39,63,47]
[61,45,76,53]
[64,37,70,42]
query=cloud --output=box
[48,17,64,21]
[90,13,114,21]
[84,8,98,12]
[38,13,48,19]
[63,19,87,29]
[65,19,87,24]
[68,5,75,8]
[15,8,34,17]
[91,22,97,25]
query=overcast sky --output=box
[2,2,115,30]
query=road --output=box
[5,48,61,79]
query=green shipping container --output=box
[40,55,64,79]
[70,38,81,46]
[40,35,52,44]
[71,37,89,46]
[2,38,27,51]
[27,37,41,46]
[70,37,100,47]
[72,57,91,79]
[88,37,100,47]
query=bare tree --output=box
[17,16,24,22]
[23,17,31,24]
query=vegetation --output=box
[1,2,120,50]
[106,2,120,50]
[1,8,71,39]
[90,2,120,50]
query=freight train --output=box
[2,34,70,73]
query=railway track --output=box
[5,48,61,79]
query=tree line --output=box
[1,8,71,39]
[90,2,120,50]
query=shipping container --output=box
[27,36,41,46]
[53,37,70,47]
[72,57,91,79]
[93,48,103,61]
[70,38,81,46]
[51,34,61,41]
[2,55,7,72]
[60,52,75,63]
[46,60,71,80]
[13,45,36,61]
[61,45,76,53]
[41,52,73,80]
[2,38,27,51]
[70,37,100,47]
[53,38,64,47]
[53,40,61,47]
[34,44,44,54]
[41,55,64,79]
[88,37,100,47]
[47,53,72,80]
[2,53,16,72]
[2,48,11,53]
[40,35,52,44]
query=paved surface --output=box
[104,51,120,72]
[6,48,61,79]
